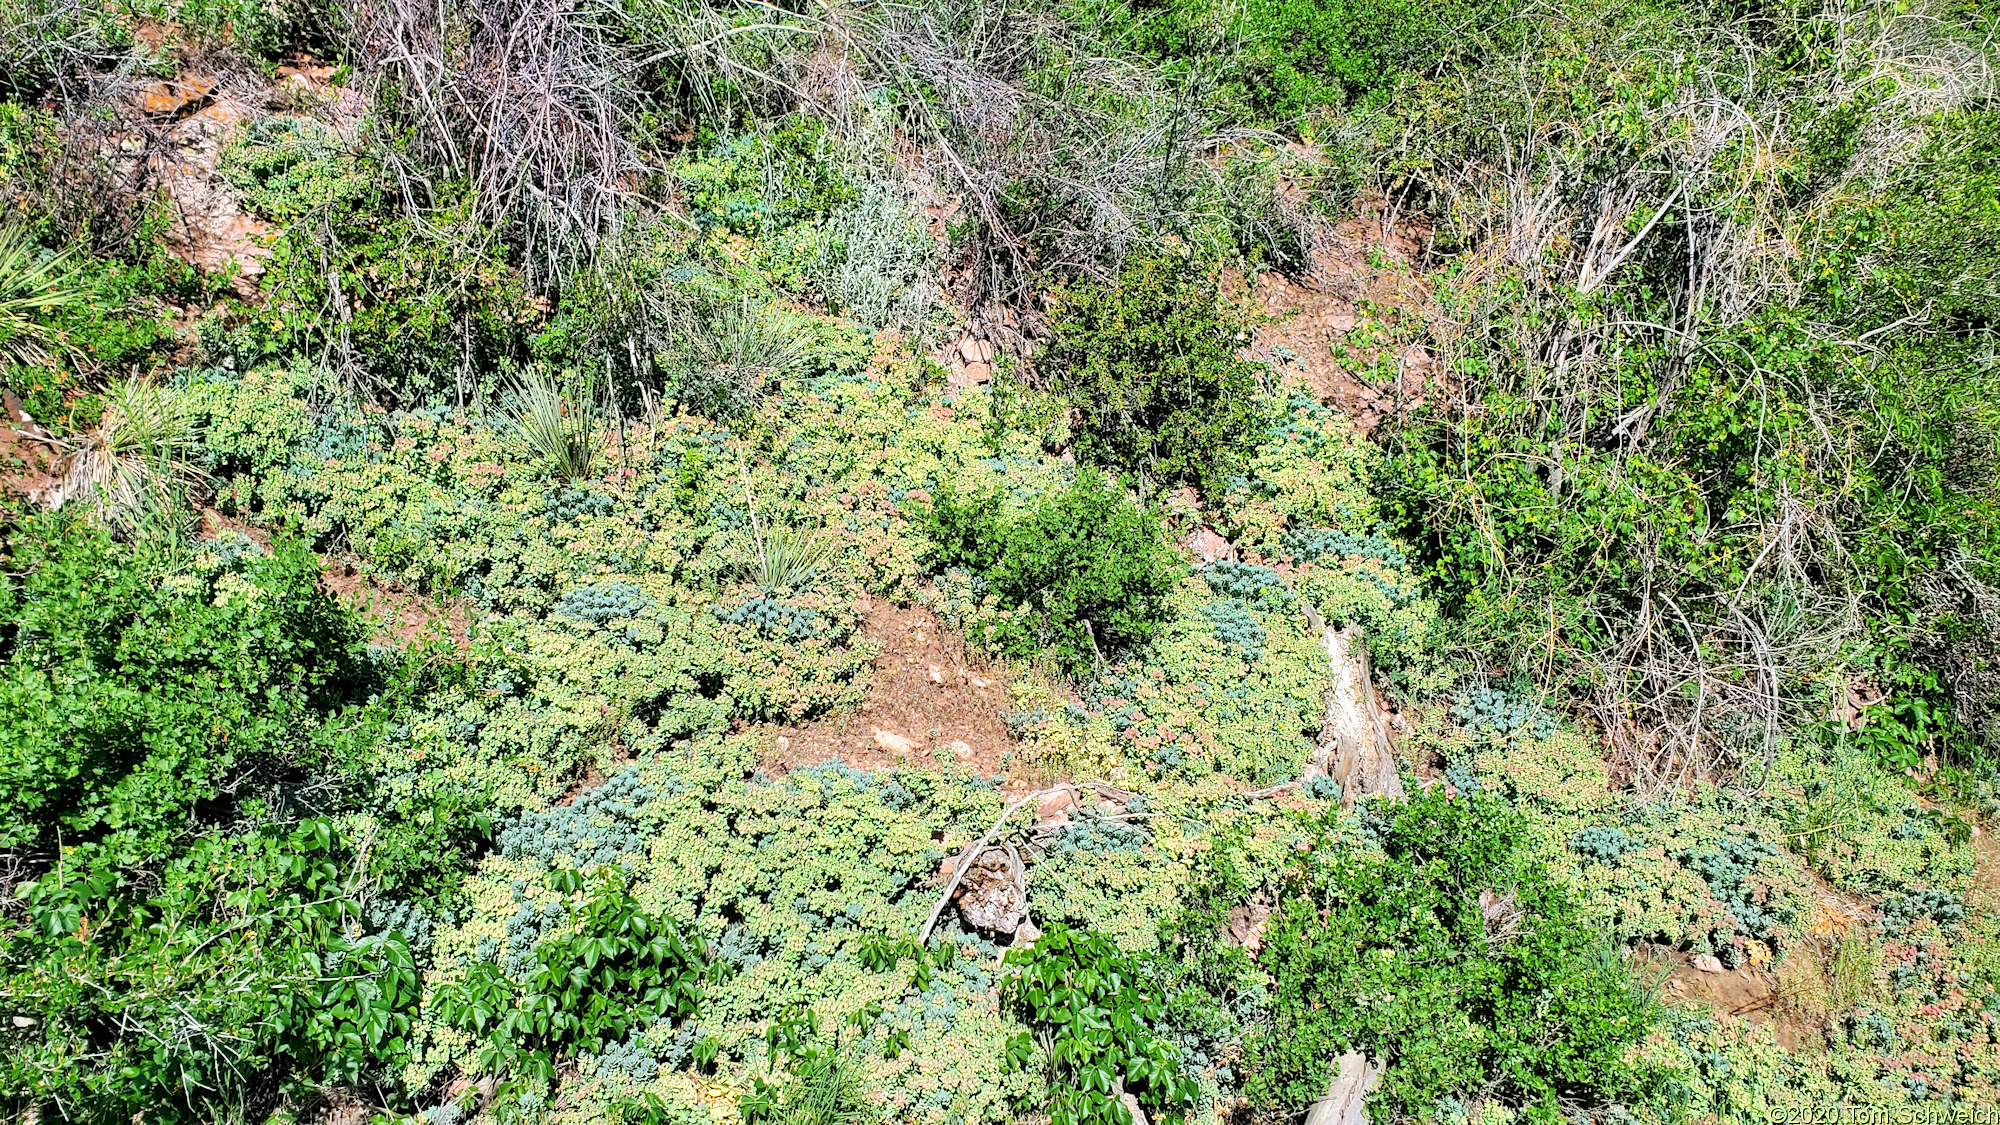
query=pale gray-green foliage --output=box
[666,295,810,420]
[819,177,941,336]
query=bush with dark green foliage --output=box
[923,469,1180,675]
[1002,923,1199,1125]
[1244,787,1665,1119]
[242,160,531,407]
[0,516,490,1119]
[0,517,368,858]
[1084,0,1521,126]
[436,868,713,1086]
[1041,251,1262,494]
[2,819,419,1122]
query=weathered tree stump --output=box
[1301,605,1405,809]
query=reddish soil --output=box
[0,420,61,506]
[758,598,1019,781]
[1245,193,1441,433]
[319,557,474,649]
[1635,943,1817,1052]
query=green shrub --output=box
[246,159,531,407]
[2,819,419,1121]
[1079,0,1520,128]
[924,468,1180,675]
[436,868,713,1085]
[1243,787,1666,1119]
[1041,251,1262,495]
[1002,923,1199,1125]
[0,516,368,858]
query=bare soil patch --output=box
[1246,194,1441,433]
[320,557,474,649]
[1635,942,1818,1052]
[759,597,1019,781]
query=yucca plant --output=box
[0,221,93,371]
[505,367,600,481]
[749,523,835,592]
[47,379,209,528]
[670,296,810,421]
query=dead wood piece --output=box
[1300,607,1404,809]
[917,781,1137,944]
[955,843,1028,935]
[1303,1051,1382,1125]
[1224,901,1272,955]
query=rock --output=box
[1113,1078,1150,1125]
[954,845,1027,934]
[969,674,994,689]
[927,664,944,684]
[944,739,975,761]
[958,336,983,363]
[872,729,919,755]
[1036,790,1075,823]
[1186,526,1236,564]
[1692,953,1726,973]
[773,735,791,755]
[136,76,215,116]
[963,361,992,384]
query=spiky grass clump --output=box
[505,367,600,482]
[749,524,835,593]
[0,222,92,372]
[48,380,207,528]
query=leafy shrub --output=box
[1040,251,1262,493]
[436,868,712,1084]
[252,169,531,406]
[0,516,366,856]
[1002,923,1199,1125]
[1083,0,1522,126]
[4,819,420,1120]
[924,469,1180,675]
[1245,787,1665,1118]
